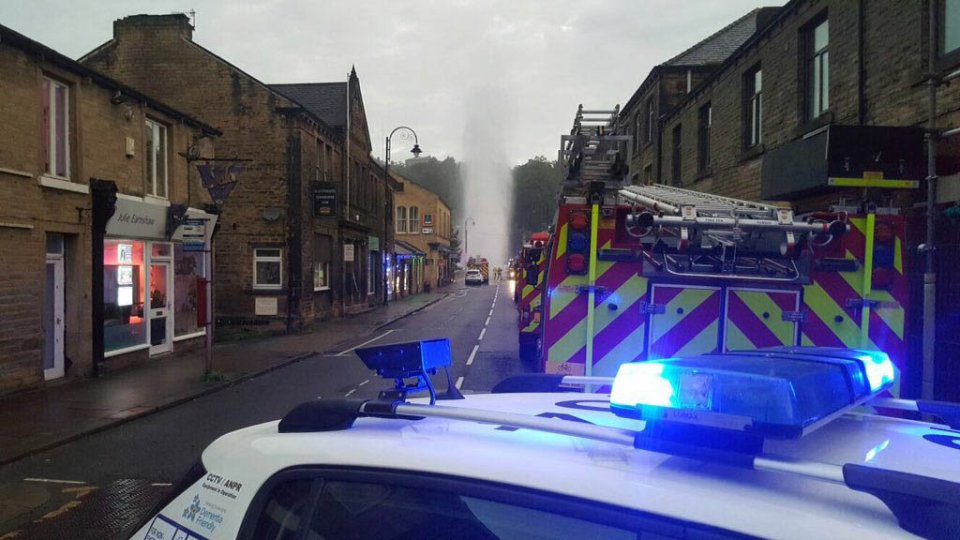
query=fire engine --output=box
[516,232,550,362]
[526,105,911,395]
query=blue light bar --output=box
[610,349,896,439]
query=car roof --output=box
[202,392,958,538]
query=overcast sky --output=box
[3,0,779,166]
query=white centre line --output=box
[24,478,86,485]
[466,344,479,365]
[488,309,493,317]
[358,379,370,386]
[485,316,491,326]
[479,328,486,340]
[336,329,397,356]
[455,376,464,389]
[345,388,357,397]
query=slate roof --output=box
[270,82,348,129]
[664,7,777,66]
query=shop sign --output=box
[180,219,207,252]
[422,227,434,235]
[106,198,167,239]
[344,243,355,262]
[312,182,338,217]
[368,236,380,251]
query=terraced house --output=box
[82,14,394,332]
[0,24,220,394]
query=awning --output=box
[395,240,425,257]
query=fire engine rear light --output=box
[567,231,588,251]
[566,253,586,273]
[610,351,895,439]
[569,212,589,230]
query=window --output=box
[644,164,653,184]
[396,206,407,233]
[409,206,419,234]
[745,66,763,147]
[254,248,282,289]
[315,138,323,182]
[174,244,205,337]
[145,119,168,198]
[314,235,331,291]
[250,478,314,540]
[41,76,70,179]
[325,144,333,178]
[942,0,960,59]
[645,97,655,144]
[805,17,830,120]
[671,124,682,185]
[366,250,374,295]
[697,103,711,173]
[634,113,642,152]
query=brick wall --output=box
[0,36,209,394]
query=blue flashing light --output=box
[610,349,897,439]
[857,350,895,392]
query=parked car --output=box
[465,268,483,286]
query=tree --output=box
[509,156,563,254]
[393,157,465,224]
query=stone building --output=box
[627,0,960,400]
[620,7,781,185]
[0,24,220,395]
[392,173,454,291]
[82,14,393,329]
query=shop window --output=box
[145,119,168,198]
[314,235,331,291]
[254,248,283,289]
[41,76,71,179]
[174,244,205,337]
[104,240,146,352]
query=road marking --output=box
[358,379,370,386]
[345,389,357,397]
[488,309,493,317]
[479,328,486,340]
[336,329,397,356]
[455,376,464,389]
[466,344,479,365]
[24,478,86,485]
[485,316,491,326]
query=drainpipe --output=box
[921,0,938,400]
[90,179,117,377]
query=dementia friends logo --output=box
[182,494,225,533]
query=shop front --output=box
[102,198,216,360]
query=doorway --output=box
[148,256,173,355]
[44,252,65,380]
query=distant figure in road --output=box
[494,266,502,281]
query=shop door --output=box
[647,284,721,359]
[43,255,65,380]
[149,260,173,355]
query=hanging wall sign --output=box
[313,182,338,217]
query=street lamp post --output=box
[384,127,422,305]
[463,217,475,260]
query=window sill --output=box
[143,194,172,207]
[0,167,33,179]
[39,175,88,194]
[796,111,834,138]
[313,286,331,292]
[739,144,766,162]
[248,287,286,295]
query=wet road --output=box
[0,280,529,538]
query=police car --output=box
[132,341,960,539]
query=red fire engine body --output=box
[524,106,911,396]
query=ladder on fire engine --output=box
[617,184,849,282]
[560,105,632,192]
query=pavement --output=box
[0,289,450,467]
